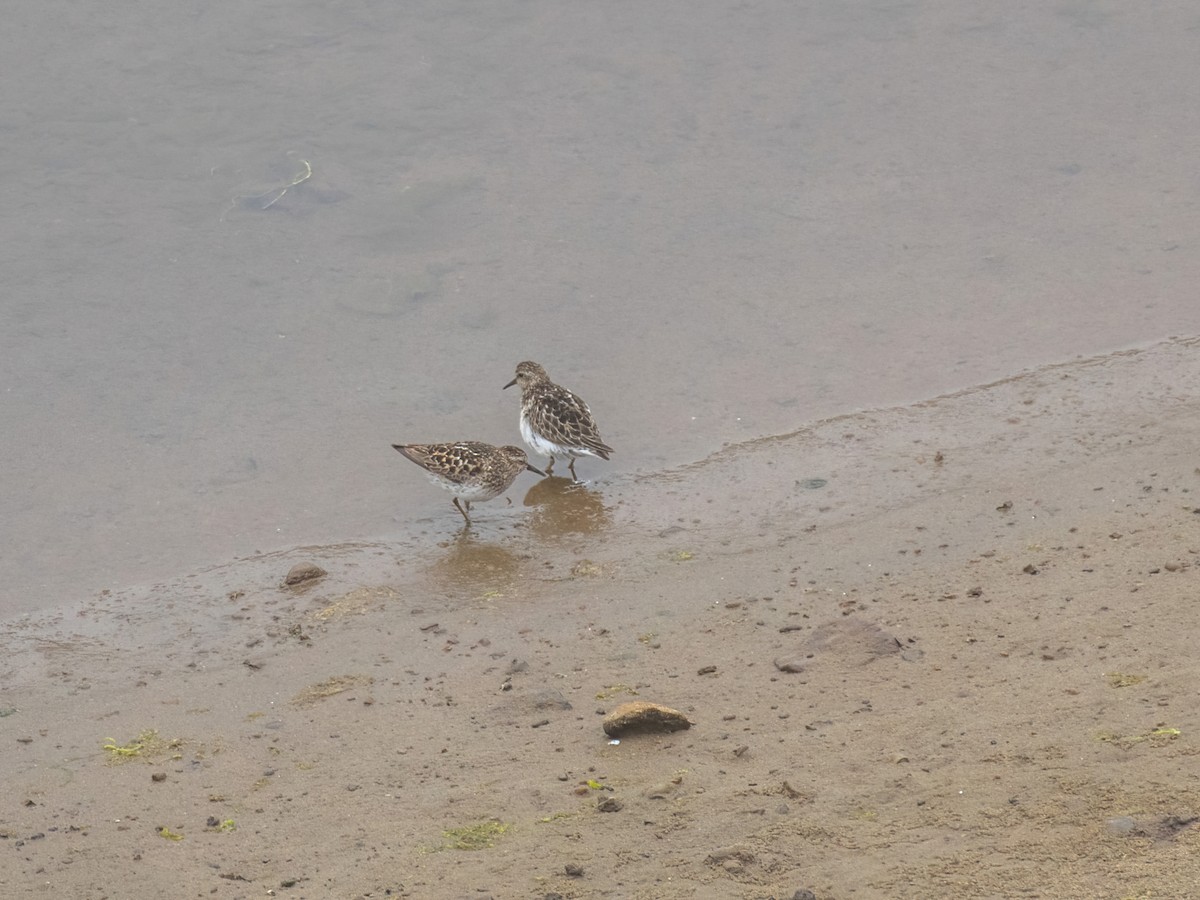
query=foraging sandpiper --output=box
[503,361,613,481]
[393,441,544,524]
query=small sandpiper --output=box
[393,442,544,524]
[503,361,613,481]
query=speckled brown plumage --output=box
[503,361,613,481]
[392,441,543,523]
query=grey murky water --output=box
[4,1,1200,615]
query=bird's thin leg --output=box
[544,456,555,476]
[453,498,472,524]
[568,457,579,482]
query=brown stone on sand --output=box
[602,701,692,737]
[283,562,327,586]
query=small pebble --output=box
[283,562,326,586]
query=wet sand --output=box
[5,339,1200,898]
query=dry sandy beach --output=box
[4,338,1200,898]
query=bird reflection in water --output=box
[521,476,612,539]
[429,529,523,591]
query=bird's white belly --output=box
[426,472,491,501]
[520,415,571,458]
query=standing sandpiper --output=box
[503,361,613,481]
[392,442,544,524]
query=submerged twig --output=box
[254,158,312,209]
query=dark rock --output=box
[283,562,327,586]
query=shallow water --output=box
[4,1,1200,615]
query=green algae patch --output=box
[570,559,602,577]
[442,819,510,850]
[1097,726,1181,749]
[103,736,146,759]
[103,730,183,764]
[595,683,638,701]
[310,586,398,622]
[1105,672,1147,688]
[158,826,184,841]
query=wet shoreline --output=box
[5,339,1200,896]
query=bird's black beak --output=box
[525,463,546,476]
[503,377,518,390]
